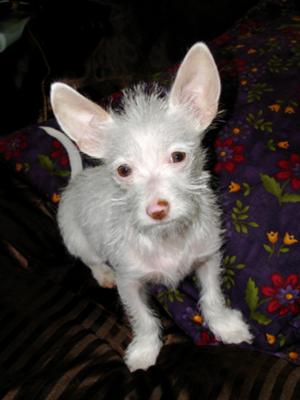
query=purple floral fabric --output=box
[152,0,300,364]
[0,120,71,204]
[0,0,299,364]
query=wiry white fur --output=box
[52,42,252,372]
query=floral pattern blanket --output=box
[151,0,300,364]
[0,0,300,364]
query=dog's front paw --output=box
[125,337,162,372]
[208,308,253,345]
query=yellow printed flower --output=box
[235,44,245,49]
[288,351,299,361]
[285,293,294,301]
[228,181,241,193]
[251,67,258,73]
[283,233,298,245]
[269,104,281,112]
[248,48,257,54]
[266,333,276,345]
[51,193,61,204]
[192,314,203,325]
[267,231,279,244]
[277,141,289,149]
[15,163,23,172]
[232,127,241,135]
[240,79,248,86]
[284,106,295,114]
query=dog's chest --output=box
[127,232,203,285]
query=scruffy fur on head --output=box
[51,42,252,371]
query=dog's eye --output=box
[171,151,186,163]
[117,164,132,177]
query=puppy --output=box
[51,42,252,372]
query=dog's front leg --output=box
[117,277,162,371]
[196,252,253,344]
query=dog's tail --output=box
[41,126,83,179]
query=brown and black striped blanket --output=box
[1,166,300,400]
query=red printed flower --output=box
[0,132,28,160]
[275,153,300,190]
[214,138,245,173]
[196,331,217,346]
[234,58,247,73]
[51,140,69,167]
[213,33,231,46]
[262,273,300,317]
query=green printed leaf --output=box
[237,214,249,221]
[233,207,243,214]
[226,269,235,276]
[229,256,237,264]
[251,311,272,325]
[241,206,250,213]
[245,278,259,313]
[54,170,71,177]
[223,255,247,291]
[278,334,286,347]
[279,247,290,253]
[267,139,276,151]
[242,183,251,196]
[241,224,249,234]
[224,256,230,264]
[38,155,54,171]
[234,223,241,233]
[236,200,243,209]
[281,193,300,203]
[246,113,255,123]
[266,125,273,133]
[172,289,184,303]
[260,174,282,198]
[263,244,273,254]
[157,289,184,305]
[247,110,273,131]
[248,222,259,228]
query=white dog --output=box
[51,42,253,372]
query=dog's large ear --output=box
[169,42,221,131]
[51,83,112,158]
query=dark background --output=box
[1,0,259,135]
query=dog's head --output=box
[51,43,221,230]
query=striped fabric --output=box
[1,165,300,399]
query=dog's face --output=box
[51,43,221,230]
[103,90,207,229]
